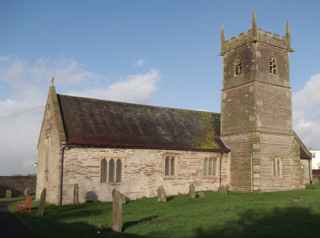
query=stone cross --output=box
[73,184,79,205]
[37,188,46,216]
[157,186,167,202]
[5,189,12,199]
[111,189,125,232]
[189,184,196,199]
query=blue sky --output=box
[1,1,320,174]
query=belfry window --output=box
[164,156,175,176]
[272,158,281,177]
[269,57,277,74]
[203,158,217,176]
[234,59,242,77]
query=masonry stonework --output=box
[36,14,312,205]
[61,148,230,205]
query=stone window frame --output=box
[203,157,218,177]
[163,155,176,178]
[100,158,123,184]
[233,58,242,77]
[100,158,107,183]
[269,57,277,75]
[272,157,282,177]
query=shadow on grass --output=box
[123,216,158,231]
[193,207,320,238]
[17,205,320,238]
[19,215,145,238]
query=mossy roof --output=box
[57,94,229,152]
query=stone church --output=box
[36,14,312,205]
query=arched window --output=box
[208,158,213,175]
[234,59,242,76]
[116,159,122,183]
[170,157,175,176]
[203,158,208,176]
[269,57,277,74]
[165,156,170,176]
[109,159,115,183]
[100,159,107,183]
[164,156,175,176]
[273,158,281,177]
[203,158,217,176]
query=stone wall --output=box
[36,87,64,204]
[60,147,230,205]
[0,175,36,197]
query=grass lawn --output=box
[10,188,320,238]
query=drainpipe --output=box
[59,145,67,206]
[219,153,223,188]
[250,151,254,192]
[309,159,312,184]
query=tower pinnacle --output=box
[220,25,225,54]
[285,20,292,51]
[251,11,258,41]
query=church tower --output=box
[221,13,304,191]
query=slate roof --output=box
[293,131,312,160]
[57,94,229,152]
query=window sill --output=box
[100,182,122,185]
[202,175,218,178]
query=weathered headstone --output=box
[5,189,12,199]
[111,189,125,232]
[189,184,196,199]
[157,186,167,202]
[73,184,79,205]
[37,188,46,216]
[197,191,205,198]
[24,188,30,197]
[120,193,129,205]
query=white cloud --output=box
[70,69,159,103]
[293,73,320,149]
[0,57,159,175]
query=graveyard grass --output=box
[10,186,320,238]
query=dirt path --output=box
[0,202,34,238]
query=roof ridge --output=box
[58,93,221,115]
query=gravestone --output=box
[189,184,196,198]
[197,191,205,198]
[111,189,125,232]
[24,188,30,196]
[120,193,129,205]
[5,189,12,199]
[37,188,46,216]
[73,184,79,205]
[157,186,167,202]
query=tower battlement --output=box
[221,13,293,55]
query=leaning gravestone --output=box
[37,188,46,216]
[24,188,30,197]
[157,186,167,202]
[73,184,79,205]
[111,189,125,232]
[189,184,196,198]
[5,189,12,199]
